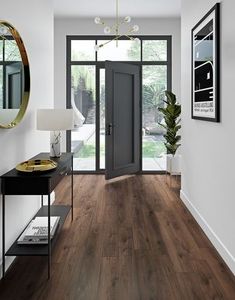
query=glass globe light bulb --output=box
[132,25,139,32]
[104,26,111,34]
[124,16,131,23]
[94,17,101,24]
[134,37,140,43]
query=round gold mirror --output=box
[0,21,30,129]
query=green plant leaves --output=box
[158,91,181,156]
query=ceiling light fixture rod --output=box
[116,0,119,47]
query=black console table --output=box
[1,152,73,279]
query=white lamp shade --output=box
[37,109,74,131]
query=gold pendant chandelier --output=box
[94,0,140,51]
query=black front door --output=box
[105,62,141,180]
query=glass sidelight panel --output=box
[71,65,96,171]
[142,65,167,171]
[100,69,105,169]
[0,65,3,108]
[0,40,3,61]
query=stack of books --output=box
[17,216,60,244]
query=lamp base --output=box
[50,131,61,158]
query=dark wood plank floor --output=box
[1,175,235,300]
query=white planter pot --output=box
[166,154,181,175]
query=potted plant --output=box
[158,91,181,174]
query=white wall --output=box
[181,0,235,274]
[0,0,54,275]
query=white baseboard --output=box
[180,190,235,275]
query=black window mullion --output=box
[95,40,98,62]
[66,36,72,152]
[167,36,172,91]
[140,65,143,171]
[140,38,143,62]
[2,39,6,108]
[95,66,100,171]
[141,61,168,65]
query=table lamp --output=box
[37,109,74,157]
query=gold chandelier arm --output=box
[97,32,138,50]
[125,35,134,41]
[98,35,122,48]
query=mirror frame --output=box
[0,20,30,129]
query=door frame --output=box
[96,64,105,172]
[66,35,172,174]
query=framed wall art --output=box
[191,3,220,122]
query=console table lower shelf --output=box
[6,205,70,257]
[1,152,74,280]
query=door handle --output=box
[106,123,114,136]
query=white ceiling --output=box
[53,0,181,18]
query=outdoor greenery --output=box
[74,144,105,158]
[143,40,167,61]
[142,141,165,158]
[126,40,141,60]
[75,141,165,159]
[158,91,181,156]
[71,65,95,102]
[0,39,21,61]
[142,77,166,123]
[128,41,167,124]
[5,40,21,61]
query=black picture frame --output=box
[191,3,220,122]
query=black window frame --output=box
[66,35,172,174]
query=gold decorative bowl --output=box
[16,159,57,173]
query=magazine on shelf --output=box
[17,216,60,244]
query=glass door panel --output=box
[99,69,105,169]
[142,65,167,171]
[71,65,96,171]
[0,65,3,108]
